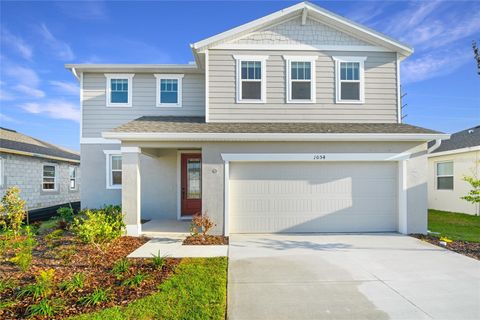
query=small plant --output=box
[78,288,111,306]
[151,250,166,269]
[0,186,27,236]
[122,273,148,287]
[9,226,36,271]
[45,229,64,247]
[54,245,76,263]
[27,298,62,318]
[190,212,216,238]
[59,273,85,294]
[57,206,75,229]
[18,269,55,299]
[462,175,480,215]
[72,206,125,246]
[0,278,17,294]
[111,258,130,279]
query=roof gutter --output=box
[102,131,449,142]
[427,139,442,153]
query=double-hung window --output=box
[105,74,134,107]
[104,151,122,189]
[436,161,454,190]
[234,55,268,103]
[333,57,366,103]
[284,56,317,103]
[42,164,57,191]
[155,74,183,107]
[69,166,78,190]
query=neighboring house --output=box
[0,127,80,220]
[428,125,480,215]
[66,1,447,236]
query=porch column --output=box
[121,147,141,236]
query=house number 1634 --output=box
[313,154,326,160]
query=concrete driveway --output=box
[228,234,480,320]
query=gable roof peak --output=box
[192,1,413,58]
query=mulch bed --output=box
[183,235,229,245]
[411,234,480,260]
[0,230,180,319]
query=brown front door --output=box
[181,153,202,217]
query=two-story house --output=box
[67,2,448,236]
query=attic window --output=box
[332,57,366,104]
[234,55,268,103]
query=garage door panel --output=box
[229,162,398,233]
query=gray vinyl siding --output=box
[208,50,398,122]
[82,73,205,137]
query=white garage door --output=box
[229,162,397,233]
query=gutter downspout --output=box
[427,139,442,153]
[71,67,80,81]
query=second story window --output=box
[155,74,184,107]
[105,74,134,107]
[333,57,366,104]
[284,56,317,103]
[234,55,268,103]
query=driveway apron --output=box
[227,234,480,320]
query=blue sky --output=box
[1,0,479,151]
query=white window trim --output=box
[42,163,58,191]
[105,73,134,107]
[154,74,184,107]
[69,166,78,190]
[332,56,366,104]
[233,55,268,104]
[435,160,454,191]
[283,55,317,104]
[104,150,122,189]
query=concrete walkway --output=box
[128,235,228,258]
[228,233,480,320]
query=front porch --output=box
[121,145,206,236]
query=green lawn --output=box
[428,209,480,242]
[70,257,228,320]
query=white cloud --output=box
[14,84,45,98]
[402,51,471,84]
[55,0,108,20]
[0,112,19,123]
[39,24,75,60]
[49,80,79,95]
[0,81,15,101]
[0,28,33,60]
[4,65,40,86]
[21,100,80,122]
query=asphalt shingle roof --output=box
[110,116,443,135]
[0,127,80,162]
[431,125,480,153]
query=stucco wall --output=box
[80,144,177,219]
[0,153,80,210]
[428,151,480,215]
[123,140,428,235]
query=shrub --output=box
[27,299,62,318]
[45,229,64,247]
[151,250,166,269]
[72,206,125,245]
[0,186,27,236]
[54,245,76,264]
[78,288,111,306]
[9,226,36,272]
[59,273,85,294]
[57,206,74,229]
[462,176,480,215]
[111,258,130,279]
[190,212,216,237]
[122,273,148,287]
[18,269,55,299]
